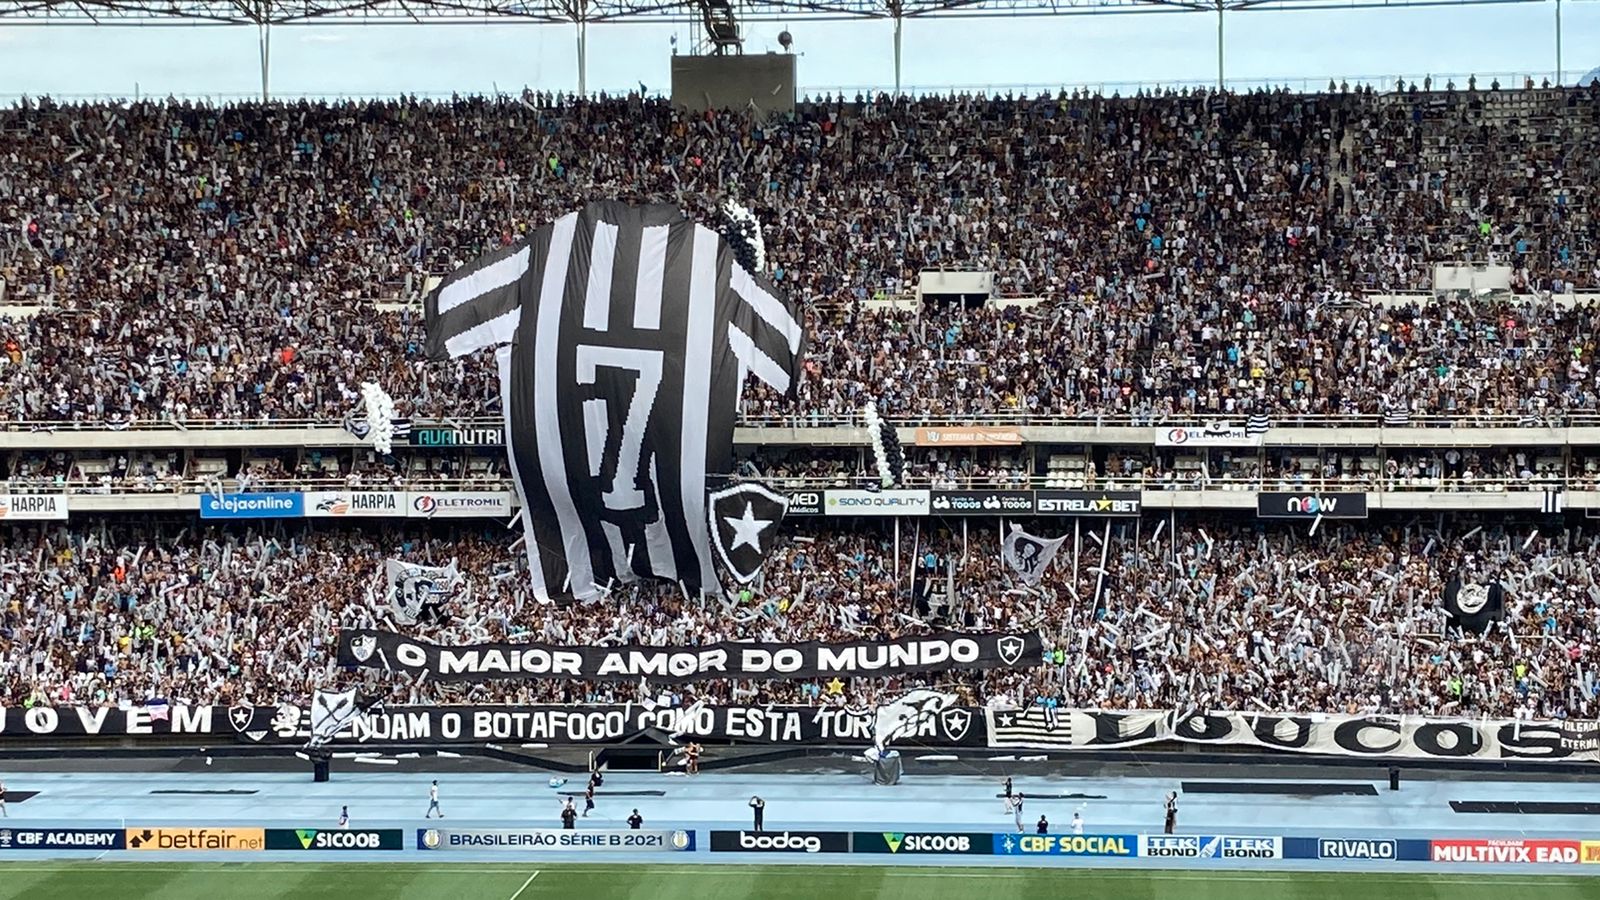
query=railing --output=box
[753,475,1596,494]
[735,411,1600,429]
[4,474,1594,496]
[0,477,512,495]
[2,411,1598,434]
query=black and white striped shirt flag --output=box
[425,202,805,602]
[1245,413,1271,435]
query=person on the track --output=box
[0,779,7,818]
[583,781,596,817]
[1071,811,1084,835]
[338,806,349,829]
[561,798,578,829]
[1002,776,1013,813]
[1164,791,1178,834]
[1012,791,1025,833]
[426,780,443,818]
[627,809,643,830]
[1035,815,1048,835]
[749,795,765,832]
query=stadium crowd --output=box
[0,517,1594,722]
[1,86,1599,425]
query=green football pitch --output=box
[0,863,1598,900]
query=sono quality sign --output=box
[1256,492,1369,519]
[708,831,850,854]
[199,493,303,519]
[1139,835,1281,859]
[993,834,1137,857]
[265,829,403,851]
[0,828,124,850]
[853,832,991,855]
[1432,838,1580,864]
[303,491,403,518]
[1034,491,1141,517]
[419,829,694,852]
[338,629,1040,683]
[0,494,68,520]
[824,489,929,516]
[930,491,1035,516]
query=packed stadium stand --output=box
[2,83,1600,742]
[2,85,1599,425]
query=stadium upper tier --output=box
[1,87,1597,426]
[0,518,1587,719]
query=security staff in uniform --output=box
[627,809,643,830]
[1036,815,1049,835]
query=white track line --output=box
[508,871,540,900]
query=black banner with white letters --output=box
[0,704,987,747]
[336,629,1042,683]
[986,708,1600,762]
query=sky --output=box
[0,1,1594,100]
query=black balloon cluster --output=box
[879,419,905,487]
[715,205,763,274]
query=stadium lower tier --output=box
[0,513,1593,720]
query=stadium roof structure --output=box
[0,0,1572,25]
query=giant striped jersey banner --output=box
[425,202,805,602]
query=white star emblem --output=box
[722,501,772,552]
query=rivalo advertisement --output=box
[418,828,693,852]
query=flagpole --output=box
[1092,519,1111,610]
[909,520,920,605]
[963,519,969,566]
[1073,519,1081,584]
[894,517,901,588]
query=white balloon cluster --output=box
[359,382,397,456]
[862,401,893,488]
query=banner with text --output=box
[913,427,1024,447]
[419,828,694,852]
[337,629,1041,683]
[304,491,405,518]
[0,703,986,747]
[986,707,1600,762]
[1155,424,1264,448]
[0,493,68,521]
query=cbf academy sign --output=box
[337,629,1041,683]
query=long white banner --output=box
[986,708,1600,762]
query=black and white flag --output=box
[1002,527,1067,585]
[424,202,806,602]
[1382,403,1412,427]
[708,483,788,584]
[1542,489,1565,514]
[384,559,462,625]
[872,689,963,752]
[1245,412,1271,435]
[1442,573,1504,634]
